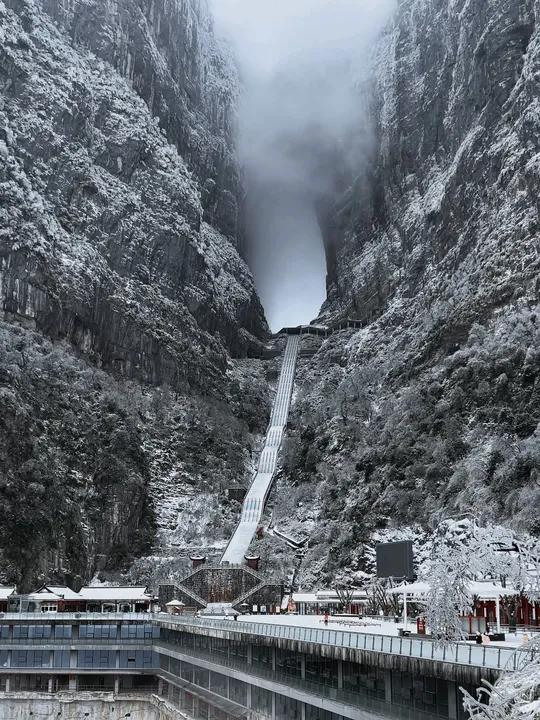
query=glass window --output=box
[252,644,272,668]
[13,626,29,639]
[53,650,70,668]
[181,661,194,682]
[80,624,117,639]
[209,672,227,698]
[194,635,209,651]
[29,625,52,639]
[229,641,248,662]
[210,637,229,658]
[40,604,58,613]
[251,685,272,717]
[276,648,302,678]
[196,699,209,719]
[392,671,449,717]
[12,650,50,667]
[305,655,338,688]
[120,624,138,639]
[0,626,8,639]
[194,666,209,689]
[229,677,248,706]
[54,625,72,639]
[276,694,301,720]
[77,650,115,668]
[342,661,386,700]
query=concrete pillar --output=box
[114,676,120,694]
[301,702,306,720]
[271,692,276,720]
[226,676,230,700]
[247,645,252,666]
[68,676,77,691]
[271,647,276,672]
[6,649,11,667]
[384,670,392,703]
[337,660,343,690]
[69,649,77,669]
[300,654,306,680]
[4,677,10,692]
[447,681,458,719]
[158,677,164,695]
[115,650,120,669]
[48,677,54,693]
[247,683,252,709]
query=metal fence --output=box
[156,616,523,672]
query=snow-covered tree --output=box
[511,537,540,602]
[422,519,540,645]
[424,538,475,645]
[462,637,540,719]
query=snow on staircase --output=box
[221,335,300,565]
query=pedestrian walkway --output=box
[221,336,300,564]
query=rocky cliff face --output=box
[263,0,540,586]
[0,0,268,589]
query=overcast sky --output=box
[211,0,396,331]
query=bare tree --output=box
[334,583,355,613]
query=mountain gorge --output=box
[1,0,539,592]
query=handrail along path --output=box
[221,335,300,565]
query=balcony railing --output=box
[155,616,525,672]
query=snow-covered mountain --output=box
[261,0,540,587]
[0,0,268,589]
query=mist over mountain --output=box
[0,0,539,598]
[211,0,395,330]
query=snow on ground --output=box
[234,613,537,648]
[237,613,418,636]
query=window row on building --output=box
[0,622,159,641]
[0,648,158,669]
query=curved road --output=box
[221,336,300,565]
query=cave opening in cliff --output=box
[212,0,395,331]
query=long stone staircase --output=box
[221,335,300,565]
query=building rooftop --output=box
[0,586,16,600]
[78,586,153,601]
[35,585,82,601]
[393,580,516,600]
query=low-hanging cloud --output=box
[211,0,396,331]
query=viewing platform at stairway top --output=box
[275,318,367,338]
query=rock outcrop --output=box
[0,0,268,588]
[266,0,540,586]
